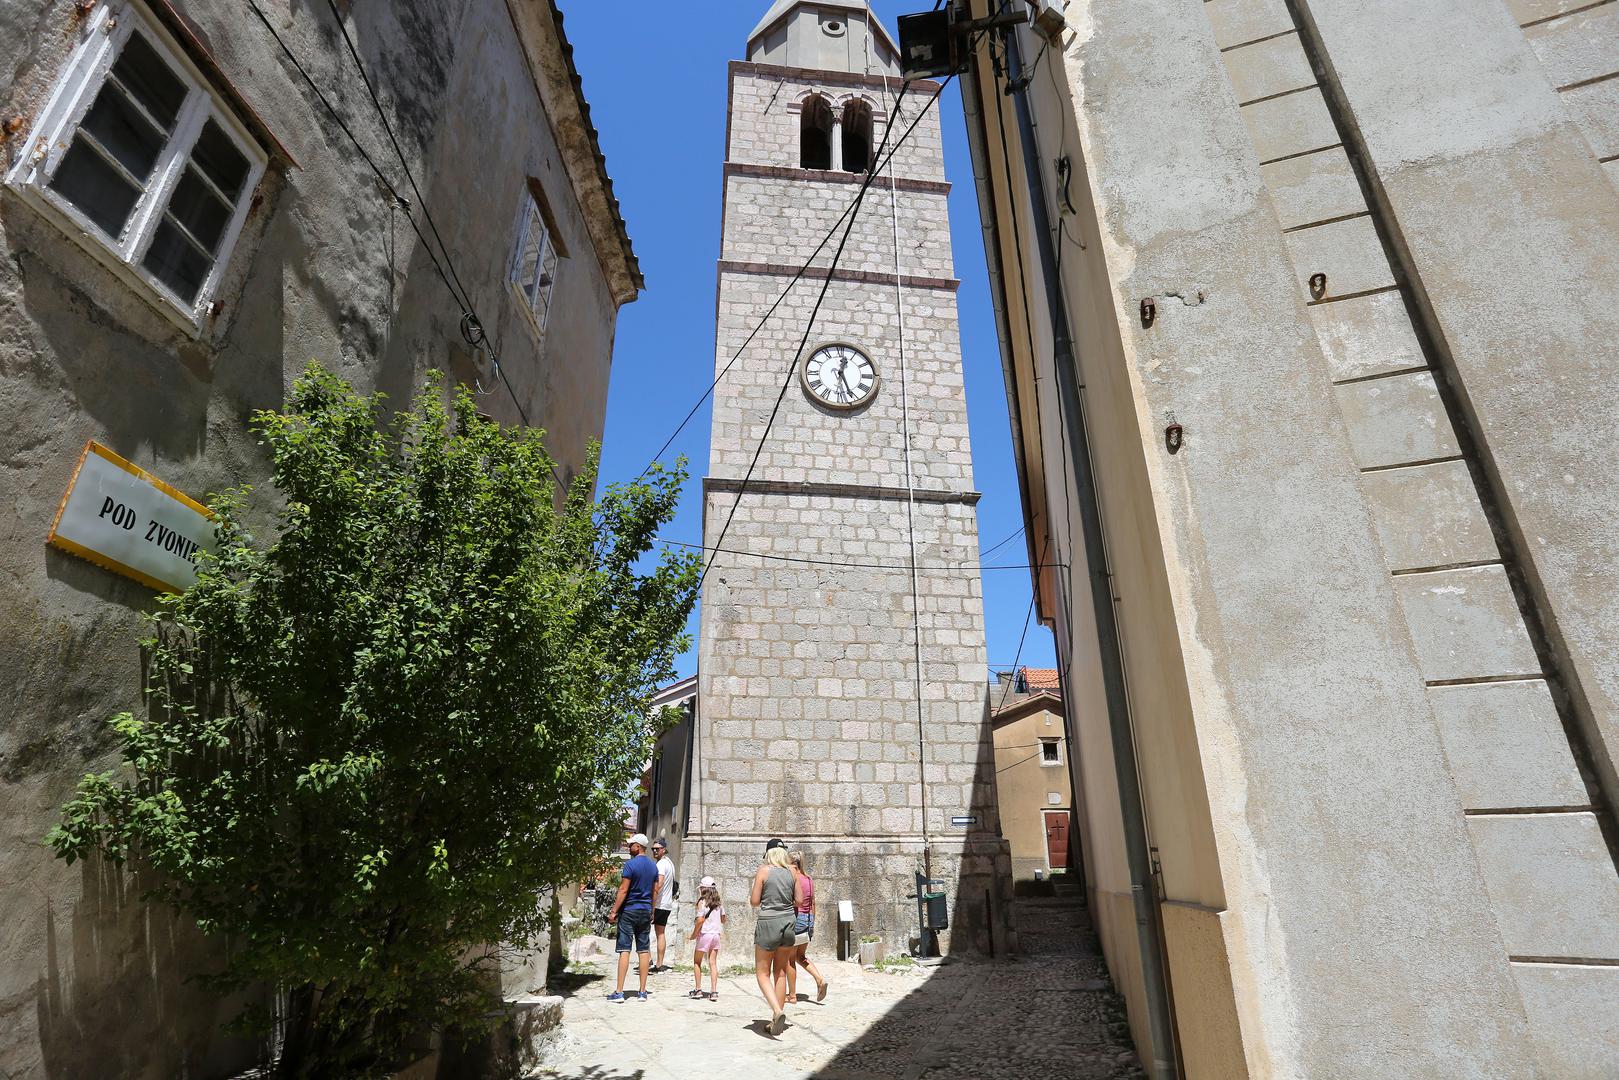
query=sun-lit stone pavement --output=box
[535,896,1145,1080]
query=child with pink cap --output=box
[687,875,726,1000]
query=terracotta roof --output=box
[1022,667,1061,691]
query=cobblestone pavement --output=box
[536,896,1144,1080]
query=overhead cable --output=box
[694,79,936,592]
[632,82,955,483]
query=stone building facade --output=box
[0,1,638,1076]
[961,0,1619,1076]
[686,0,1013,955]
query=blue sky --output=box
[563,1,1056,680]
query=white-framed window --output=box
[5,2,267,328]
[1040,738,1062,766]
[507,184,562,347]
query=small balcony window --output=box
[6,2,267,325]
[508,183,564,347]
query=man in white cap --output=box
[606,833,663,1002]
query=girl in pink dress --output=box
[688,876,726,1000]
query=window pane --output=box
[113,33,186,131]
[165,167,230,252]
[141,219,212,304]
[80,82,166,180]
[512,202,545,304]
[49,139,141,237]
[532,236,558,328]
[190,120,250,201]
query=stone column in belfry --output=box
[686,0,1014,955]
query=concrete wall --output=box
[689,51,1014,956]
[964,0,1619,1072]
[990,697,1073,881]
[0,2,631,1075]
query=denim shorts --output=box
[616,909,652,954]
[794,912,815,942]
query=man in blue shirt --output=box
[607,833,663,1002]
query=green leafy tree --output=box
[48,364,698,1077]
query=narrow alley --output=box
[538,894,1144,1080]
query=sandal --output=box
[817,980,828,1002]
[709,990,719,1001]
[687,989,705,999]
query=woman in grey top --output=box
[750,839,804,1035]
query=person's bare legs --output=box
[754,946,784,1024]
[637,949,651,994]
[773,947,793,1015]
[693,947,705,994]
[654,921,667,969]
[785,942,799,1003]
[615,950,631,994]
[707,949,719,995]
[796,945,827,998]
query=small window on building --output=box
[1041,739,1061,765]
[7,3,267,323]
[508,184,562,345]
[801,95,833,170]
[842,100,874,174]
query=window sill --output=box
[506,279,551,353]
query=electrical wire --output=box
[323,0,475,315]
[316,1,544,439]
[652,539,1057,573]
[249,0,560,468]
[632,83,958,483]
[979,523,1026,562]
[996,535,1051,715]
[694,79,938,593]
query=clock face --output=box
[802,344,878,409]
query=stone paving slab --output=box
[535,899,1143,1080]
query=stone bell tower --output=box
[686,1,1012,954]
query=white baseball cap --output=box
[699,876,717,889]
[628,833,649,848]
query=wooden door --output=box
[1044,810,1070,870]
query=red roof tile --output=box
[1022,667,1060,691]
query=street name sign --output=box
[47,441,215,593]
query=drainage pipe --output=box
[992,22,1181,1080]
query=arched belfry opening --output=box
[801,95,833,170]
[842,99,873,173]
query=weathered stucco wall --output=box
[0,2,629,1075]
[990,697,1072,881]
[962,0,1619,1073]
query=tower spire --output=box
[746,1,901,75]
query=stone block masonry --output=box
[687,17,1013,957]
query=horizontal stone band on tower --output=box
[718,259,960,292]
[705,476,982,505]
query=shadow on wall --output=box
[36,854,267,1080]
